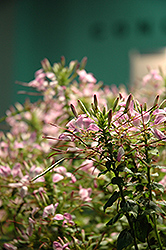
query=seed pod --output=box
[78,100,90,116]
[159,99,166,109]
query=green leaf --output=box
[123,167,133,174]
[153,165,166,169]
[151,182,165,193]
[104,191,120,211]
[111,177,124,186]
[106,213,123,226]
[117,229,133,250]
[146,201,166,215]
[134,215,152,242]
[149,148,159,156]
[120,200,139,217]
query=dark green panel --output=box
[0,0,15,118]
[1,0,166,118]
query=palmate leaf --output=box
[117,229,133,250]
[104,191,120,212]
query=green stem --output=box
[153,214,163,250]
[118,184,139,250]
[144,133,163,250]
[113,167,139,250]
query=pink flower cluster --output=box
[43,203,74,226]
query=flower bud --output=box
[61,56,66,66]
[94,94,98,110]
[80,56,87,69]
[153,94,160,106]
[124,94,132,113]
[117,146,125,162]
[41,58,52,72]
[70,104,78,118]
[143,102,147,111]
[108,109,112,127]
[113,97,119,111]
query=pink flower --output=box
[142,70,163,86]
[154,114,166,125]
[29,165,45,183]
[55,166,66,174]
[20,186,28,198]
[53,212,75,226]
[3,243,17,250]
[79,185,92,202]
[151,128,166,141]
[58,132,74,141]
[42,203,59,218]
[117,146,125,162]
[11,163,23,178]
[14,141,24,149]
[52,166,76,183]
[0,165,11,177]
[63,213,75,226]
[53,173,64,183]
[65,172,76,183]
[153,109,166,125]
[67,114,99,133]
[53,213,64,220]
[80,159,100,176]
[77,69,97,83]
[27,217,36,236]
[53,241,69,250]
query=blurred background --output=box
[1,0,166,117]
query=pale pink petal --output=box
[52,173,64,183]
[43,204,55,218]
[151,128,166,141]
[53,214,64,220]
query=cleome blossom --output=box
[66,114,99,133]
[59,114,99,141]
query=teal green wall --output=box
[1,0,166,117]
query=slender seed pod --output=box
[78,100,90,116]
[159,99,166,109]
